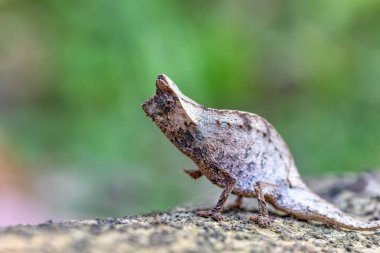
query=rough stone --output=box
[0,171,379,253]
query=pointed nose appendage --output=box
[157,73,169,83]
[157,73,176,85]
[155,74,180,94]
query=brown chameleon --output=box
[142,74,380,230]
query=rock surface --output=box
[1,172,380,253]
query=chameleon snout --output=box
[141,97,155,118]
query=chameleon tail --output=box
[271,186,380,231]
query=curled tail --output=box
[270,186,380,231]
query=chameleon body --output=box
[142,74,380,230]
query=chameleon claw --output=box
[197,210,223,221]
[250,214,273,228]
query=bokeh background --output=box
[0,0,379,226]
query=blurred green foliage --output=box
[0,0,380,217]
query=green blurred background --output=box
[0,0,379,225]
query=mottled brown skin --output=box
[142,74,380,231]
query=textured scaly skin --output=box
[142,74,380,231]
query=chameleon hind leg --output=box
[197,170,236,221]
[231,195,243,209]
[250,181,277,228]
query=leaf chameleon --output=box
[142,74,380,230]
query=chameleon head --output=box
[142,74,203,130]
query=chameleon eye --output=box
[166,99,175,106]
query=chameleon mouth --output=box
[141,96,154,118]
[142,74,169,118]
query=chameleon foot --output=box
[250,214,273,228]
[197,210,223,221]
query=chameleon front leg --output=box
[183,168,203,179]
[197,170,236,221]
[250,181,277,228]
